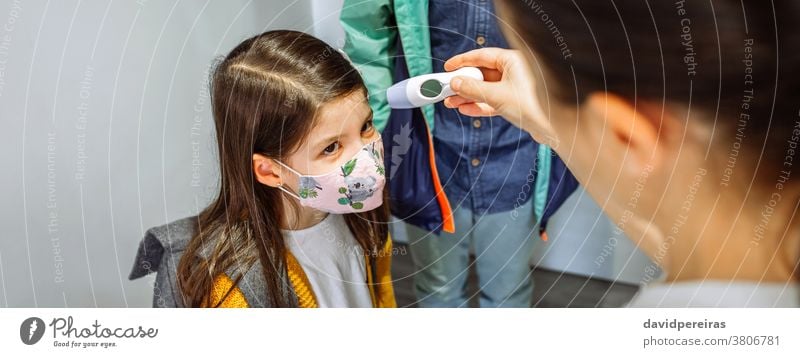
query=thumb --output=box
[450,75,504,107]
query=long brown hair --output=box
[177,30,389,307]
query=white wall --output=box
[311,0,345,48]
[534,188,658,284]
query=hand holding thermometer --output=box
[386,67,484,109]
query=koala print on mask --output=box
[344,175,378,202]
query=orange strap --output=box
[423,119,455,233]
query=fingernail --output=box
[451,77,462,91]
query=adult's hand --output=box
[444,48,555,146]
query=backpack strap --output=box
[533,144,552,223]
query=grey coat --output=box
[128,216,297,307]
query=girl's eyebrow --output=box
[316,134,341,148]
[314,111,374,148]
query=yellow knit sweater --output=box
[205,238,396,308]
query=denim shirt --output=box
[429,0,538,215]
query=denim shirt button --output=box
[475,35,486,46]
[472,119,482,128]
[471,158,481,167]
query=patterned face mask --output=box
[275,138,386,214]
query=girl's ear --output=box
[252,154,283,188]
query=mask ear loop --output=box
[276,182,301,200]
[273,160,302,200]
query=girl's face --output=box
[279,90,378,189]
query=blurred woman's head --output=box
[496,0,800,281]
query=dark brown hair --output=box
[177,30,389,307]
[497,0,800,175]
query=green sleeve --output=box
[340,0,397,132]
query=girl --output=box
[131,30,395,308]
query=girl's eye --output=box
[322,142,340,156]
[361,119,375,134]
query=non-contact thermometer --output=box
[386,67,484,109]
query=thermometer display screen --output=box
[420,79,443,98]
